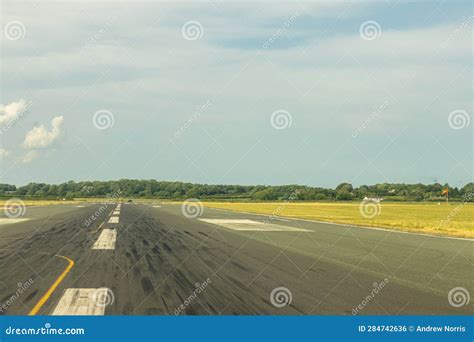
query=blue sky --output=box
[1,1,472,188]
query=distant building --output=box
[363,197,384,203]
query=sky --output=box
[0,1,472,188]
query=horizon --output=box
[2,178,472,189]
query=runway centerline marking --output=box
[28,255,75,316]
[199,219,311,232]
[92,229,117,250]
[108,216,119,224]
[107,204,121,223]
[51,288,109,315]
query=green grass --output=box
[202,201,474,238]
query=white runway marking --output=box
[92,229,117,249]
[0,218,30,225]
[108,216,119,224]
[199,219,311,232]
[153,205,162,208]
[113,210,120,215]
[52,288,108,315]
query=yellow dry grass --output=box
[202,201,474,239]
[0,199,79,207]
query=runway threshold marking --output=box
[28,255,75,316]
[199,219,311,232]
[51,288,109,315]
[92,229,117,250]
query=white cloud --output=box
[21,150,40,163]
[0,148,10,157]
[23,116,64,149]
[0,99,27,125]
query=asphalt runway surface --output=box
[0,202,472,316]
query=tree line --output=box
[0,180,473,202]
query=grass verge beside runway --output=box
[202,202,474,239]
[0,199,79,207]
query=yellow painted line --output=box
[28,255,75,316]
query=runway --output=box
[0,202,472,316]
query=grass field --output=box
[202,201,474,239]
[0,199,79,207]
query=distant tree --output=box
[336,191,353,200]
[2,180,470,202]
[336,183,353,193]
[313,193,326,200]
[461,183,474,201]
